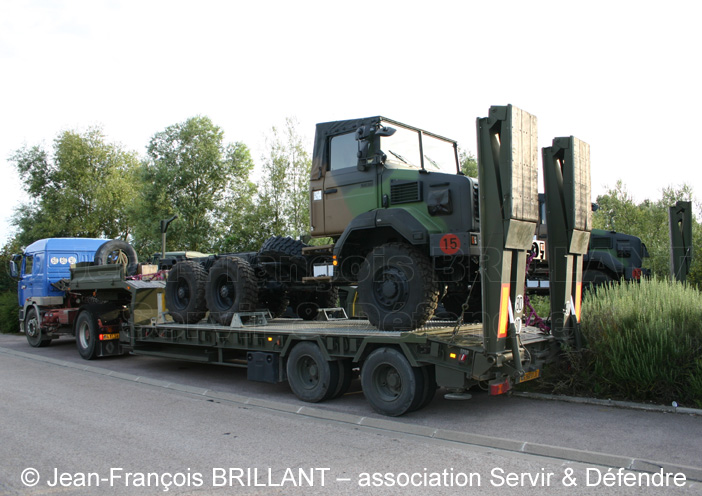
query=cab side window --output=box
[330,132,357,171]
[24,255,34,276]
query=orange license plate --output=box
[518,370,540,383]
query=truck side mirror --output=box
[9,260,18,278]
[356,125,395,171]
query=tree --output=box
[593,181,702,282]
[257,117,311,239]
[132,116,258,256]
[10,127,139,246]
[459,150,478,178]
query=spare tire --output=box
[165,261,208,324]
[206,257,258,325]
[94,239,139,276]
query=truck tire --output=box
[361,347,422,416]
[258,290,289,318]
[94,239,139,276]
[415,365,437,411]
[286,341,339,402]
[75,304,121,360]
[206,257,258,326]
[329,359,353,399]
[24,307,51,348]
[75,308,99,360]
[295,300,319,321]
[259,236,308,279]
[358,243,439,331]
[166,261,208,324]
[441,290,482,323]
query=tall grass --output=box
[576,278,702,407]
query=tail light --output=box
[489,378,511,396]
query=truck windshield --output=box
[380,121,458,175]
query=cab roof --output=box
[24,238,107,254]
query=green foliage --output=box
[132,116,259,256]
[0,291,19,333]
[537,279,702,408]
[10,127,139,245]
[257,117,312,239]
[525,294,550,319]
[0,241,21,333]
[459,150,477,178]
[593,181,702,284]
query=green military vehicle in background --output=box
[529,193,650,290]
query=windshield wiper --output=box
[388,150,409,164]
[424,155,441,170]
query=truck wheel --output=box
[441,290,482,323]
[329,359,353,399]
[258,290,289,318]
[286,341,339,402]
[358,243,439,331]
[206,257,258,326]
[166,261,208,324]
[24,307,51,348]
[296,301,319,321]
[361,347,422,416]
[315,286,339,309]
[94,239,139,276]
[75,309,99,360]
[416,365,437,411]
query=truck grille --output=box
[391,181,422,204]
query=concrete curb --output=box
[513,391,702,417]
[2,345,701,482]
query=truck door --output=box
[18,254,36,305]
[317,131,380,236]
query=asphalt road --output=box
[1,333,701,495]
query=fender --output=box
[584,250,624,276]
[334,208,429,258]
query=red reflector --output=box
[632,268,642,280]
[497,283,510,338]
[575,282,582,322]
[489,379,511,396]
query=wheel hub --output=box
[386,370,400,390]
[374,267,409,309]
[381,279,399,299]
[177,285,188,300]
[219,284,231,299]
[26,320,38,337]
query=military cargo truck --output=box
[304,116,483,330]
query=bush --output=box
[580,278,702,407]
[0,291,20,333]
[533,278,702,408]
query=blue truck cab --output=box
[12,238,106,318]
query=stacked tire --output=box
[165,257,258,325]
[258,236,338,321]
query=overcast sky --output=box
[1,0,700,245]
